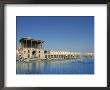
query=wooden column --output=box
[41,43,42,48]
[35,42,36,48]
[26,40,27,48]
[42,42,44,49]
[31,40,32,48]
[36,40,38,48]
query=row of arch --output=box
[45,54,80,59]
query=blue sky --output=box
[16,16,94,53]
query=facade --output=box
[82,53,94,58]
[17,37,45,60]
[17,37,94,61]
[45,50,80,59]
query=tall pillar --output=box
[40,43,42,48]
[41,43,42,48]
[42,42,43,48]
[35,42,36,48]
[36,41,37,48]
[40,42,42,48]
[26,40,27,48]
[31,40,32,48]
[33,42,35,48]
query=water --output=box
[16,59,94,74]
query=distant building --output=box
[82,53,94,58]
[17,37,45,60]
[45,50,80,59]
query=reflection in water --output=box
[16,59,94,74]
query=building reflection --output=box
[16,59,94,74]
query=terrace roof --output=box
[19,37,44,43]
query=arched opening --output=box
[32,51,36,58]
[32,51,36,55]
[28,50,30,53]
[28,54,30,58]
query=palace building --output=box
[17,37,93,61]
[17,37,45,60]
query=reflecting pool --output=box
[16,59,94,74]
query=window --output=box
[51,55,53,58]
[28,50,30,53]
[45,55,47,58]
[24,51,26,54]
